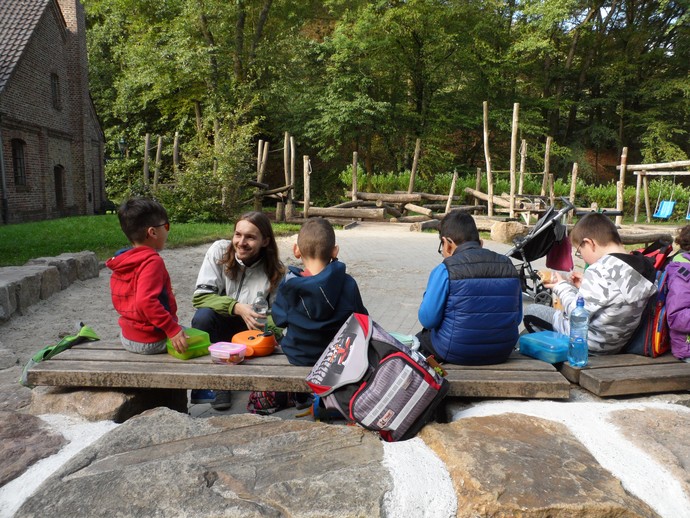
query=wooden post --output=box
[634,170,643,223]
[549,174,555,206]
[303,156,311,219]
[643,174,651,223]
[483,101,494,217]
[541,136,552,196]
[352,151,358,201]
[254,139,264,212]
[445,170,458,214]
[509,103,519,218]
[616,147,628,226]
[153,135,163,190]
[568,162,578,224]
[475,167,481,206]
[173,131,180,180]
[143,133,150,185]
[287,136,295,219]
[518,139,527,195]
[407,138,422,194]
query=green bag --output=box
[20,322,100,387]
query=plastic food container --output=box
[209,342,247,365]
[231,330,277,357]
[167,328,210,360]
[518,331,569,364]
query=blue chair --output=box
[653,199,676,219]
[686,199,690,220]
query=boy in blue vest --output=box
[417,211,522,365]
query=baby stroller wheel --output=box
[534,291,553,307]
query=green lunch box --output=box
[166,328,211,360]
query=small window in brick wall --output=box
[11,139,27,186]
[51,73,62,110]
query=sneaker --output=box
[294,393,314,410]
[210,390,233,410]
[190,389,215,404]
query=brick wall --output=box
[0,0,104,224]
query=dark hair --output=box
[676,225,690,251]
[117,197,168,244]
[221,211,285,292]
[298,218,336,262]
[569,213,622,247]
[439,210,480,245]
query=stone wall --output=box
[0,251,98,323]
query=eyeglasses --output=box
[437,236,454,255]
[154,222,170,231]
[574,240,586,259]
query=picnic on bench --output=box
[23,197,690,441]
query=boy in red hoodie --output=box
[106,198,187,355]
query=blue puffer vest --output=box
[432,242,522,365]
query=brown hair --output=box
[220,211,285,292]
[676,225,690,251]
[297,218,336,262]
[569,213,622,247]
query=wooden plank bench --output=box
[25,342,571,399]
[559,353,690,397]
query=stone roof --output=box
[0,0,51,94]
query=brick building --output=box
[0,0,105,224]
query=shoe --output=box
[190,389,215,404]
[294,393,314,410]
[210,390,233,410]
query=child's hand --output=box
[542,271,566,289]
[570,270,583,289]
[170,329,188,354]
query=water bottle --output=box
[252,291,269,332]
[568,296,589,368]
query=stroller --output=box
[505,197,576,306]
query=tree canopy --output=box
[85,0,690,217]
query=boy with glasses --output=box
[417,210,522,365]
[524,213,656,354]
[107,197,187,355]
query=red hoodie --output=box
[106,246,181,343]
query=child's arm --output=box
[418,264,449,329]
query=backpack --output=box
[306,313,449,442]
[623,239,675,357]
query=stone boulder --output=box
[16,408,391,517]
[29,387,188,423]
[0,264,61,321]
[0,411,66,486]
[0,366,32,411]
[420,413,656,517]
[490,221,527,244]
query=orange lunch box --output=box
[231,330,277,358]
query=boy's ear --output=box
[331,244,339,259]
[293,243,301,259]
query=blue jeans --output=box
[191,307,248,343]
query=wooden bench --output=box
[25,343,571,399]
[559,353,690,397]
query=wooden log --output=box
[475,167,482,206]
[352,151,358,201]
[568,162,578,225]
[420,193,462,201]
[464,187,512,208]
[263,184,292,195]
[483,101,493,216]
[173,131,180,179]
[509,103,519,218]
[287,136,296,219]
[423,204,486,212]
[410,219,440,231]
[404,203,434,217]
[518,140,526,195]
[445,170,458,214]
[307,207,385,220]
[616,147,627,226]
[153,135,163,189]
[349,192,423,203]
[393,215,431,223]
[332,200,377,209]
[384,205,402,218]
[618,159,690,171]
[541,136,552,196]
[303,156,310,219]
[618,232,673,245]
[407,138,422,194]
[143,133,150,185]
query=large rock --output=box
[611,407,690,502]
[490,221,527,244]
[420,413,656,517]
[0,265,60,320]
[0,411,66,486]
[30,386,188,423]
[0,366,32,411]
[16,408,391,517]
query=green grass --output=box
[0,215,301,266]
